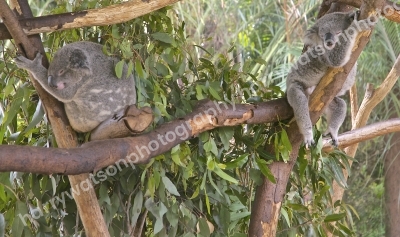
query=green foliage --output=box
[1,0,394,236]
[1,1,272,235]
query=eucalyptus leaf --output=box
[209,87,221,100]
[12,201,28,237]
[205,192,211,214]
[280,207,291,227]
[224,154,248,169]
[324,213,346,222]
[115,60,125,79]
[162,176,180,196]
[218,127,234,151]
[152,32,176,45]
[197,218,210,237]
[131,190,143,227]
[3,87,24,127]
[230,211,250,221]
[213,165,238,184]
[255,157,276,183]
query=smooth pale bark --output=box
[322,118,400,152]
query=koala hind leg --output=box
[323,97,346,146]
[287,82,314,147]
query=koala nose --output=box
[324,33,335,50]
[48,76,57,88]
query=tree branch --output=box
[323,118,400,151]
[0,0,181,40]
[0,99,293,174]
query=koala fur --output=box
[286,11,373,147]
[15,41,136,133]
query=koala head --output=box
[304,11,359,50]
[47,47,92,90]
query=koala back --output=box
[49,42,136,133]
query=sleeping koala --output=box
[15,41,137,133]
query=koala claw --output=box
[304,137,315,150]
[14,52,42,69]
[323,132,339,147]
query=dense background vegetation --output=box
[0,0,399,236]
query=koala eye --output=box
[58,69,64,76]
[349,11,360,21]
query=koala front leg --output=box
[15,53,49,91]
[287,82,315,147]
[323,97,346,146]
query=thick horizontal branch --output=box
[0,99,292,174]
[1,98,399,174]
[0,0,180,40]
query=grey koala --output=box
[286,11,373,147]
[15,41,136,133]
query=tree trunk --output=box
[384,132,400,236]
[249,162,291,237]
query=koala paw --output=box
[331,139,339,147]
[14,52,43,71]
[303,134,315,150]
[124,105,154,133]
[323,132,339,147]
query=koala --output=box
[15,41,136,133]
[286,11,373,147]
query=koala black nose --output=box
[324,33,335,49]
[324,32,334,42]
[48,76,57,88]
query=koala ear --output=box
[69,49,91,74]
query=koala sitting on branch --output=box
[15,41,153,140]
[286,11,374,148]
